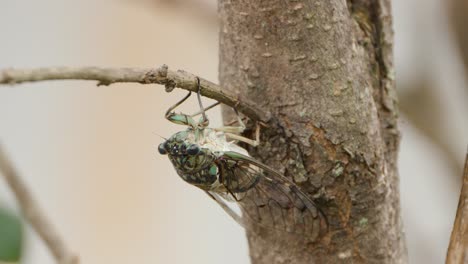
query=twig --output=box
[446,148,468,264]
[450,0,468,96]
[399,77,463,185]
[0,144,78,264]
[0,65,271,123]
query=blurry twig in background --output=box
[446,149,468,264]
[399,75,462,183]
[449,0,468,93]
[141,0,217,24]
[0,65,270,123]
[0,145,78,264]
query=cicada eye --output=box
[186,144,200,155]
[158,142,167,155]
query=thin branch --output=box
[447,148,468,264]
[449,0,468,96]
[0,144,78,264]
[0,65,271,123]
[399,76,463,185]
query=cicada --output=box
[158,78,326,241]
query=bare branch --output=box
[399,77,463,185]
[447,149,468,264]
[449,0,468,94]
[0,144,78,264]
[0,65,270,123]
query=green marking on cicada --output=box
[166,113,197,127]
[209,165,218,177]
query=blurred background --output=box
[0,0,467,263]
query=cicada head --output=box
[158,130,219,189]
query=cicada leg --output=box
[218,107,246,134]
[222,129,260,147]
[165,77,209,128]
[195,77,209,128]
[165,91,198,127]
[190,101,221,118]
[215,108,261,147]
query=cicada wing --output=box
[205,191,244,228]
[217,151,326,241]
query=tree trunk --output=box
[218,0,407,263]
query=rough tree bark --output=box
[219,0,407,263]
